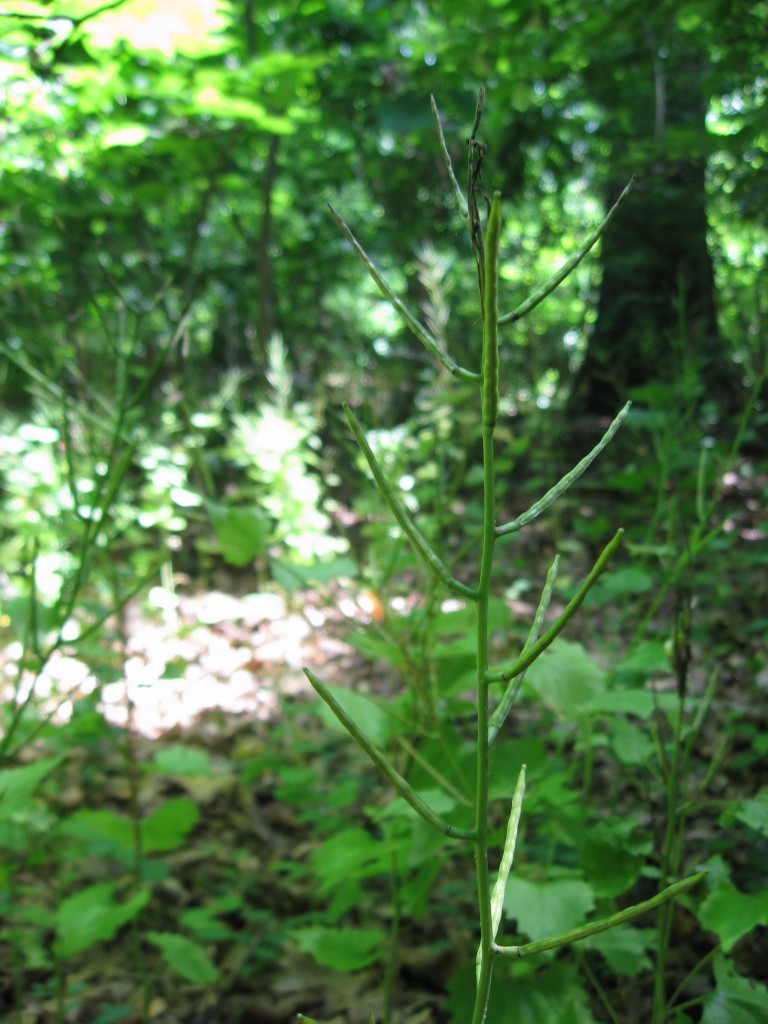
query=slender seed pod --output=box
[482,192,501,428]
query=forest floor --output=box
[2,470,767,1023]
[4,576,463,1023]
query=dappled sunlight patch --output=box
[0,585,357,739]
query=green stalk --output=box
[304,669,475,841]
[487,529,624,686]
[489,556,559,744]
[305,92,714,1024]
[498,179,633,326]
[471,188,502,1024]
[653,673,696,1023]
[329,205,479,384]
[496,403,630,536]
[430,94,469,220]
[495,872,707,958]
[344,403,477,601]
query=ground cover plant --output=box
[1,13,767,1018]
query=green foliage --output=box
[701,955,768,1024]
[146,931,220,986]
[298,91,735,1024]
[55,884,150,959]
[291,926,386,972]
[0,1,765,1019]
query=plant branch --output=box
[498,179,633,325]
[430,95,469,220]
[329,205,480,383]
[495,871,707,957]
[488,529,624,684]
[496,403,631,537]
[304,669,475,841]
[344,404,478,600]
[489,556,559,743]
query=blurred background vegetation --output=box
[1,1,767,1022]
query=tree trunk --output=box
[570,28,726,416]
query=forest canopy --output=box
[1,0,766,418]
[1,3,767,1023]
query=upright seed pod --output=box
[482,192,501,428]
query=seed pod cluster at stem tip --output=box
[482,191,501,428]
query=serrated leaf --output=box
[503,876,595,941]
[588,566,653,605]
[312,682,393,746]
[291,925,385,971]
[311,828,393,895]
[140,797,199,853]
[584,926,654,976]
[698,882,768,952]
[606,716,656,766]
[524,640,606,719]
[0,755,65,820]
[55,883,149,958]
[59,808,135,862]
[152,745,212,777]
[581,824,645,897]
[146,931,220,985]
[614,641,669,674]
[701,953,768,1024]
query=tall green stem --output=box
[471,191,501,1024]
[652,695,685,1024]
[303,92,710,1024]
[472,423,497,1024]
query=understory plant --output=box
[303,90,706,1023]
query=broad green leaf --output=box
[180,896,241,941]
[59,808,135,862]
[584,689,670,717]
[734,789,768,837]
[605,716,656,766]
[291,925,385,971]
[152,745,212,777]
[580,822,645,897]
[503,875,595,942]
[524,640,606,719]
[146,931,220,985]
[698,882,768,952]
[271,556,358,590]
[311,828,393,895]
[347,630,407,670]
[701,953,768,1024]
[614,641,669,675]
[206,503,270,567]
[0,755,65,820]
[55,883,149,958]
[447,959,594,1024]
[140,797,200,854]
[312,682,393,746]
[587,566,653,606]
[584,925,654,976]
